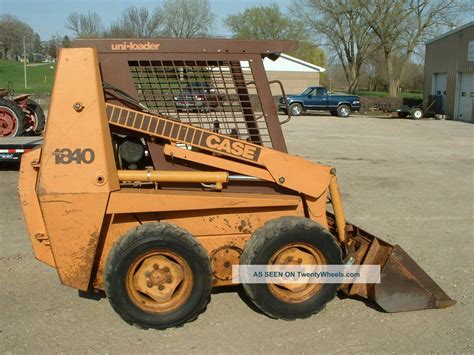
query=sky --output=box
[0,0,290,40]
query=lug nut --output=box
[163,266,170,272]
[158,285,165,291]
[146,280,153,288]
[153,264,159,269]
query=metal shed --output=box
[424,22,474,123]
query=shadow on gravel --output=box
[212,285,264,316]
[337,291,385,312]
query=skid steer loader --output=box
[18,39,455,329]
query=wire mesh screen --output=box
[128,60,272,147]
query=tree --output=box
[289,40,326,67]
[62,35,71,48]
[106,6,162,38]
[292,0,373,93]
[358,0,472,97]
[225,4,304,40]
[0,14,35,59]
[161,0,214,38]
[33,32,42,53]
[65,11,103,38]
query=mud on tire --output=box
[241,216,342,320]
[104,222,212,329]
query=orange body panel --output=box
[33,48,119,290]
[18,147,55,267]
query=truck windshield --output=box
[300,87,314,95]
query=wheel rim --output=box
[0,107,18,137]
[126,250,193,313]
[267,242,326,303]
[24,107,38,132]
[291,105,301,115]
[413,110,422,119]
[340,107,349,116]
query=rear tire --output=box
[241,216,342,320]
[330,110,338,116]
[104,222,212,329]
[25,99,46,134]
[0,98,25,137]
[337,104,351,118]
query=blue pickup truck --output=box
[279,87,361,117]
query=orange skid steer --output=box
[18,40,455,329]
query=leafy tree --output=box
[161,0,214,38]
[289,40,325,67]
[0,14,35,59]
[62,35,71,48]
[33,32,42,53]
[225,4,304,40]
[65,11,103,38]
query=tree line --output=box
[1,0,472,97]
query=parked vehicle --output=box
[396,95,445,120]
[174,82,223,112]
[279,87,360,117]
[0,83,46,137]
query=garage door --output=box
[456,72,474,122]
[433,73,447,113]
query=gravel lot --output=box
[1,114,473,353]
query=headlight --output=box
[353,100,360,104]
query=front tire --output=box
[241,216,342,320]
[104,222,212,329]
[289,103,303,116]
[337,104,351,118]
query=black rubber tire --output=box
[337,104,351,118]
[329,110,338,116]
[397,112,409,118]
[289,103,303,116]
[26,99,46,134]
[104,222,212,329]
[0,98,25,137]
[241,216,343,320]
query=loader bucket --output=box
[330,214,456,312]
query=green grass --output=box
[356,90,423,100]
[0,59,56,94]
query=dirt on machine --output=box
[18,39,455,329]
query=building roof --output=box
[426,21,474,45]
[263,53,326,73]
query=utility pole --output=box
[23,36,28,89]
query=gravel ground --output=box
[1,113,473,353]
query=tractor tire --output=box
[337,104,351,118]
[411,108,424,120]
[25,99,46,134]
[241,216,343,320]
[0,98,26,137]
[289,103,303,116]
[104,222,212,329]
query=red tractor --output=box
[0,82,46,137]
